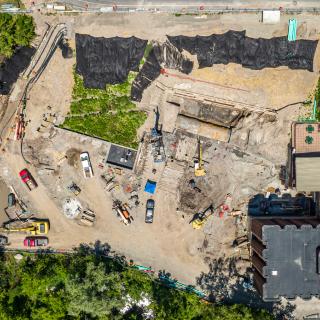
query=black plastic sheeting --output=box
[168,30,318,72]
[59,40,73,59]
[131,41,193,102]
[75,34,147,89]
[0,46,36,95]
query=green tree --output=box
[66,261,124,319]
[0,13,35,58]
[0,250,275,320]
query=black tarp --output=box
[168,30,318,71]
[59,40,73,59]
[75,33,147,89]
[131,41,193,102]
[0,46,35,95]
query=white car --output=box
[80,152,93,178]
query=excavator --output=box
[194,137,206,177]
[1,219,49,235]
[190,205,214,230]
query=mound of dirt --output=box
[75,34,147,88]
[66,148,81,167]
[168,30,318,71]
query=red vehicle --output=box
[19,169,37,190]
[23,237,48,247]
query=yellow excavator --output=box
[190,205,214,230]
[194,138,206,177]
[1,220,49,235]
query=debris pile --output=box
[62,198,82,219]
[168,30,318,71]
[75,34,147,88]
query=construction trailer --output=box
[106,144,137,170]
[251,218,320,301]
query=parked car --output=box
[19,169,37,190]
[23,236,48,247]
[145,199,155,223]
[80,152,93,178]
[0,235,8,246]
[7,193,16,207]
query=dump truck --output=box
[2,220,49,235]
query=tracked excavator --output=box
[1,219,49,235]
[190,205,214,230]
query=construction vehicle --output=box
[1,219,49,235]
[150,106,166,163]
[67,182,81,196]
[113,200,133,225]
[194,138,206,177]
[190,205,214,230]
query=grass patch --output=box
[0,0,19,5]
[61,71,146,149]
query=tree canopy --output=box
[0,13,35,58]
[0,247,274,320]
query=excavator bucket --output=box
[195,168,206,177]
[192,219,205,229]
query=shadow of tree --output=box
[197,257,296,320]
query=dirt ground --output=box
[0,10,320,318]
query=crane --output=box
[1,220,49,235]
[194,137,206,177]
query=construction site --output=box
[1,9,320,317]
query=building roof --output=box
[293,122,320,153]
[261,224,320,301]
[106,144,137,170]
[295,156,320,191]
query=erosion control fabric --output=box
[168,30,318,71]
[131,41,193,101]
[0,47,35,95]
[75,34,147,88]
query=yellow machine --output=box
[194,138,206,177]
[2,220,49,235]
[191,205,214,230]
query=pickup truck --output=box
[23,236,48,247]
[80,152,93,178]
[19,169,37,190]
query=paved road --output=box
[62,0,320,12]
